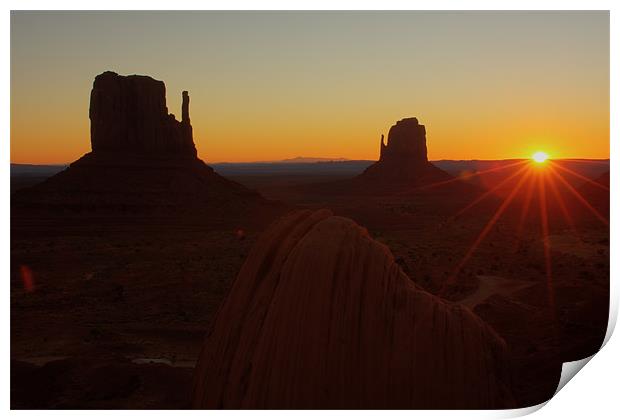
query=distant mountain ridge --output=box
[212,156,351,164]
[280,156,349,163]
[11,163,68,176]
[12,159,610,187]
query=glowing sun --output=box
[532,151,549,163]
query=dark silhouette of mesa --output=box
[291,116,477,198]
[12,71,280,225]
[10,71,609,410]
[357,117,452,187]
[90,72,196,156]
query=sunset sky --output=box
[11,11,609,164]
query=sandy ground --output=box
[458,275,535,309]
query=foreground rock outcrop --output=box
[193,209,514,409]
[12,71,280,224]
[356,117,453,188]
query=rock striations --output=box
[12,71,278,224]
[192,209,514,409]
[356,117,453,189]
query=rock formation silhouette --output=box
[356,117,453,188]
[193,209,514,409]
[379,117,427,164]
[12,71,278,223]
[89,72,196,156]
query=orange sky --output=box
[11,11,609,164]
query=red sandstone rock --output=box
[380,117,428,164]
[89,71,196,157]
[192,209,514,409]
[357,117,452,187]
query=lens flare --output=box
[532,151,549,163]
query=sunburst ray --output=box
[440,170,530,296]
[549,160,609,191]
[548,165,609,226]
[414,159,528,192]
[454,164,530,218]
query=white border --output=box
[3,2,617,419]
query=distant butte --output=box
[12,71,280,224]
[89,71,196,157]
[356,117,453,188]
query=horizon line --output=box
[9,157,611,166]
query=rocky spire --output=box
[89,71,197,157]
[379,134,386,158]
[182,91,190,124]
